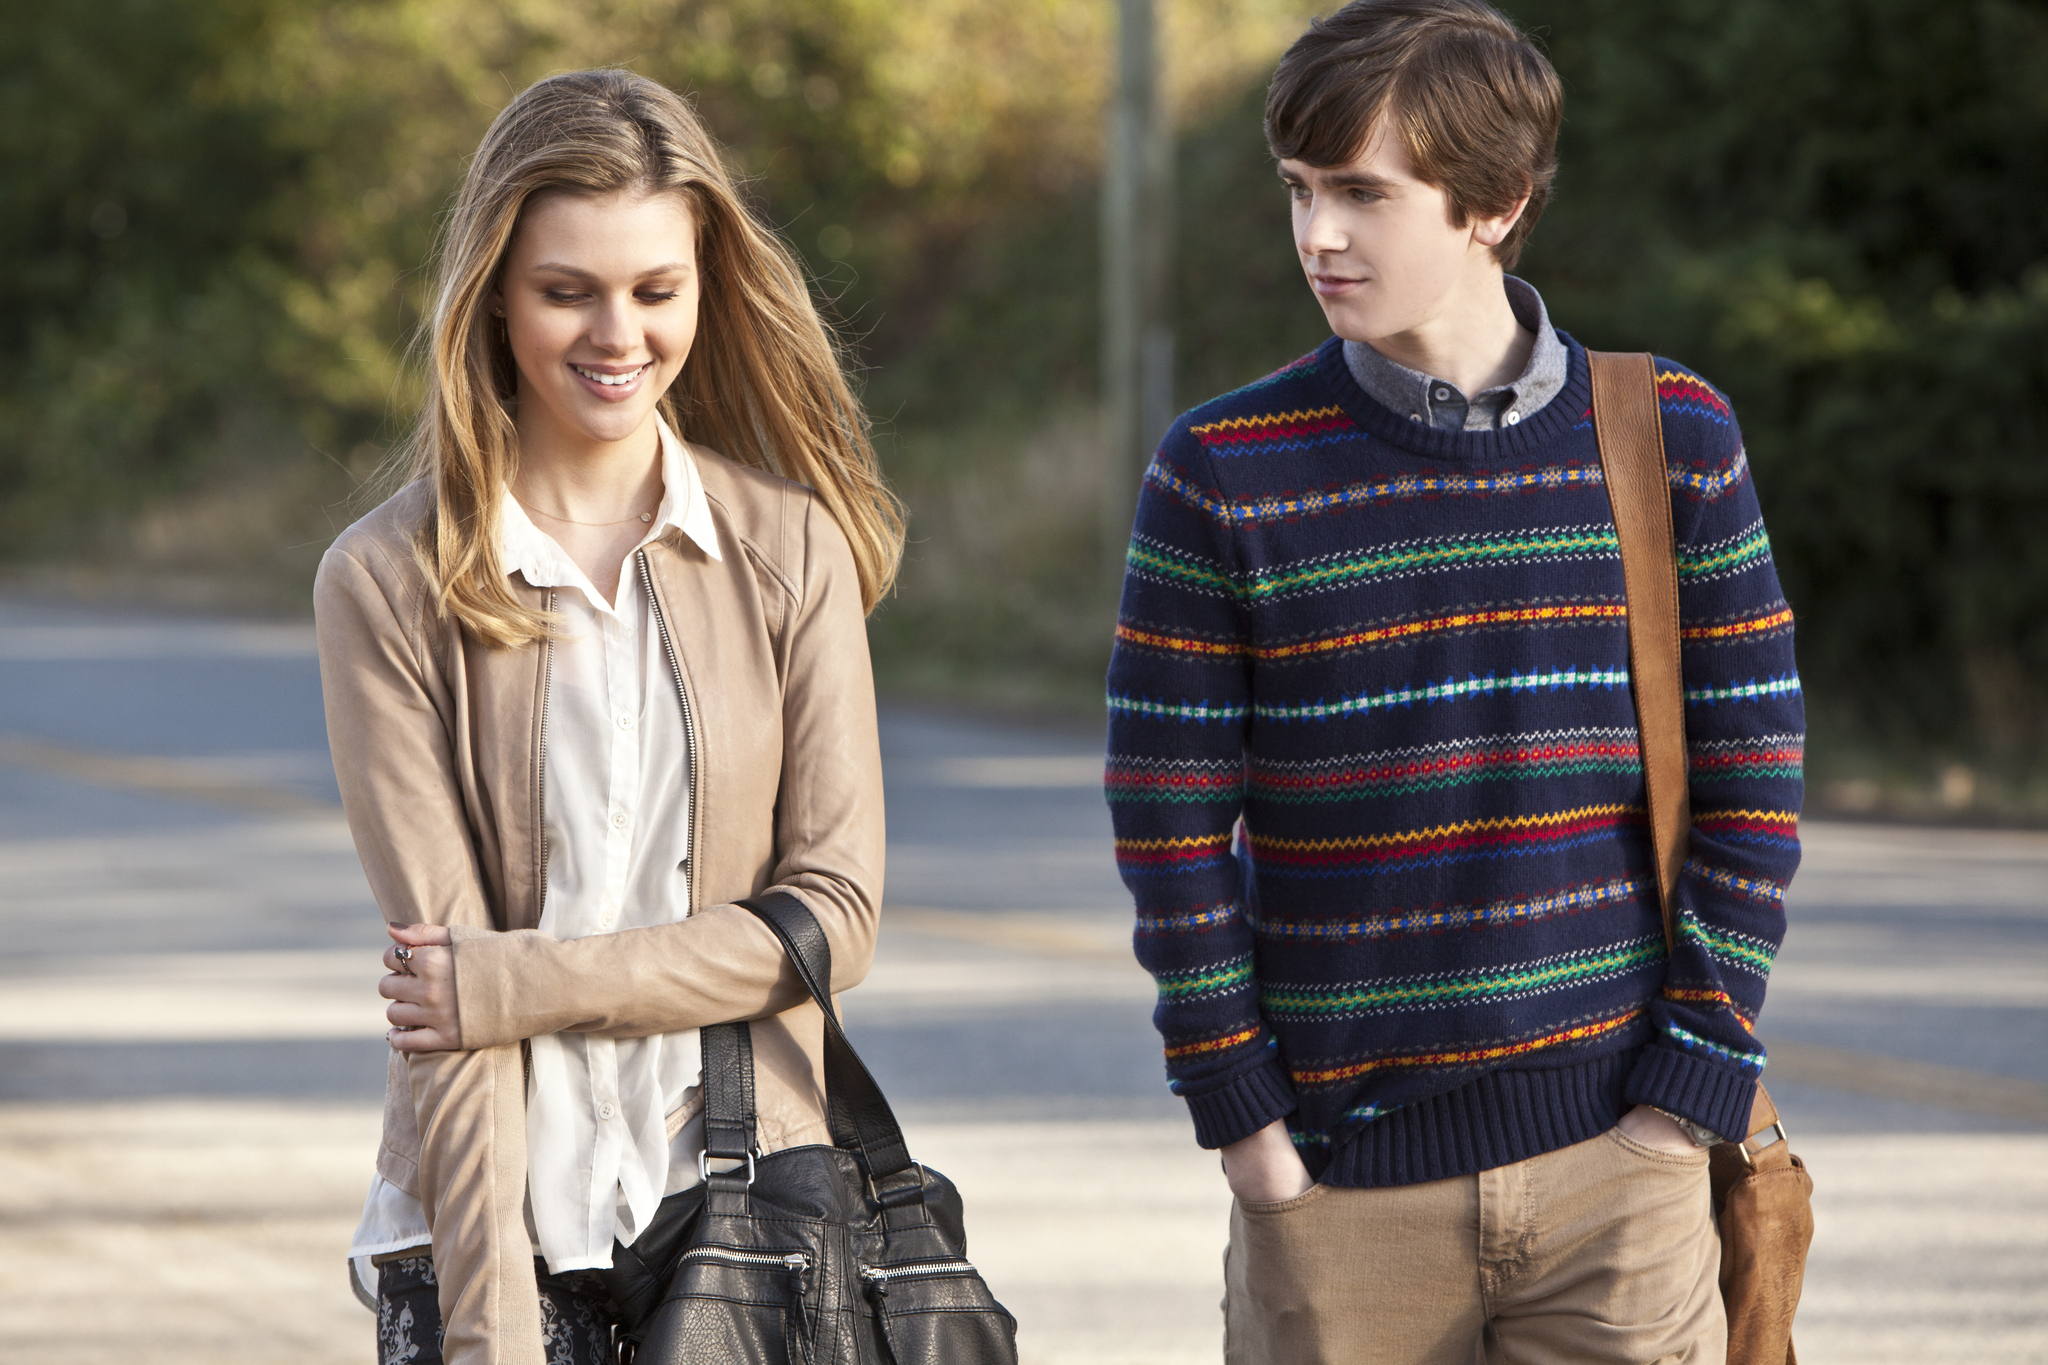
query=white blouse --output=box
[350,421,722,1288]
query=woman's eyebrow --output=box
[525,262,693,278]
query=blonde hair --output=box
[400,68,903,646]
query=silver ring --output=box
[394,946,412,966]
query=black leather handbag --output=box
[616,891,1018,1365]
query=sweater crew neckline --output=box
[1311,330,1594,464]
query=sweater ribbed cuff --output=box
[1183,1053,1298,1150]
[1624,1041,1760,1144]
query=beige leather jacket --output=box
[313,449,884,1365]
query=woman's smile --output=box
[568,360,653,399]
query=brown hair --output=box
[399,68,904,647]
[1265,0,1562,268]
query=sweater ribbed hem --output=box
[1184,1054,1299,1150]
[1624,1041,1760,1143]
[1315,1050,1634,1187]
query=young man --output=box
[1103,2,1803,1360]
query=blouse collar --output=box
[500,418,722,615]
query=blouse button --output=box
[598,1102,616,1121]
[617,713,636,730]
[611,810,629,829]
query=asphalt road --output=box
[1,595,2043,1364]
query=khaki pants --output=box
[1224,1128,1725,1365]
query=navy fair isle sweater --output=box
[1105,333,1803,1187]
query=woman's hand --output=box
[380,922,462,1052]
[1221,1118,1316,1204]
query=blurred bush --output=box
[0,0,1295,561]
[3,0,2045,803]
[1513,0,2048,801]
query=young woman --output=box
[314,69,901,1365]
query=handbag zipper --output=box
[638,552,701,916]
[858,1258,978,1296]
[681,1247,812,1273]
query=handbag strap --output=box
[1588,350,1690,945]
[700,1008,759,1169]
[1590,353,1786,1148]
[698,892,919,1192]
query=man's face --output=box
[1280,125,1494,346]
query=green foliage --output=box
[0,0,1116,551]
[0,0,1293,553]
[1505,0,2048,768]
[0,0,317,532]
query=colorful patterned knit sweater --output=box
[1105,332,1803,1186]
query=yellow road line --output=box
[0,736,335,817]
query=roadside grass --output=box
[869,404,1119,721]
[3,452,361,616]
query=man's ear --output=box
[1472,188,1533,249]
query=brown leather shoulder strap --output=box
[1588,351,1690,949]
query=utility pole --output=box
[1101,0,1175,577]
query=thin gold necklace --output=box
[514,494,654,528]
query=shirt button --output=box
[617,713,636,730]
[611,810,629,829]
[600,908,617,928]
[598,1102,616,1121]
[1505,410,1522,425]
[1409,413,1423,423]
[1433,386,1452,401]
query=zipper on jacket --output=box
[524,590,555,1103]
[638,551,701,916]
[682,1246,812,1273]
[536,590,556,919]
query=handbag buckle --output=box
[700,1148,758,1186]
[1738,1120,1788,1169]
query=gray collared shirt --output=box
[1342,276,1569,433]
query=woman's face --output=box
[494,187,701,452]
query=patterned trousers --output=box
[376,1254,616,1365]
